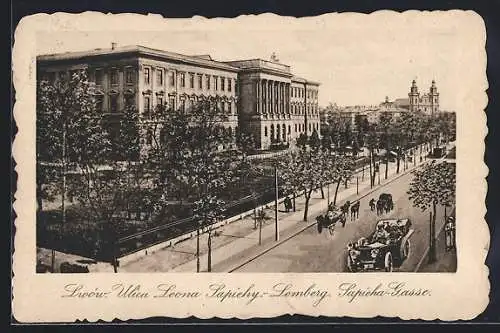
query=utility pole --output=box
[327,182,330,206]
[356,176,359,195]
[274,165,279,242]
[428,211,436,264]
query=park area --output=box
[36,158,292,264]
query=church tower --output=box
[408,79,420,112]
[429,80,439,114]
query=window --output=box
[144,96,150,112]
[214,76,218,90]
[157,69,163,85]
[110,69,119,85]
[125,69,133,84]
[124,95,134,108]
[295,124,297,132]
[157,96,163,108]
[169,97,175,110]
[95,95,103,111]
[288,125,291,134]
[198,74,203,89]
[190,74,194,88]
[181,99,186,111]
[229,102,232,114]
[228,79,232,92]
[110,95,118,112]
[221,77,225,91]
[180,73,185,87]
[144,67,150,85]
[206,75,211,90]
[169,72,175,86]
[264,126,268,137]
[221,101,225,113]
[95,69,103,85]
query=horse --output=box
[376,200,384,216]
[350,201,360,220]
[341,201,351,218]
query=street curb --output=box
[227,160,429,272]
[414,204,456,272]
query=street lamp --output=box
[274,165,279,242]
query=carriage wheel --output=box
[384,252,393,272]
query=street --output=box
[233,169,452,273]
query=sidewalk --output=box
[118,145,430,273]
[417,219,457,273]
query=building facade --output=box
[408,79,439,114]
[37,44,320,151]
[37,45,240,148]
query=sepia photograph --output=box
[34,18,456,274]
[12,10,488,321]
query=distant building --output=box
[408,79,439,114]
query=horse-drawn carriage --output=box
[316,205,346,235]
[376,193,394,215]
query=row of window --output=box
[291,87,318,99]
[146,126,238,145]
[143,67,235,93]
[143,95,235,114]
[291,104,319,116]
[263,122,320,138]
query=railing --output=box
[113,144,425,260]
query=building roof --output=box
[394,98,410,106]
[37,45,240,72]
[224,58,292,77]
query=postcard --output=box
[12,10,489,322]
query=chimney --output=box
[111,42,117,50]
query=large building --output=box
[408,79,440,114]
[37,44,320,151]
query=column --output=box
[278,82,283,114]
[256,79,261,114]
[286,83,290,116]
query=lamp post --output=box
[274,165,279,242]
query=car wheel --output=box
[384,252,393,272]
[346,255,356,272]
[400,239,411,260]
[328,225,335,235]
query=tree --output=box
[155,99,235,272]
[407,161,456,263]
[331,154,355,205]
[377,111,393,179]
[364,123,379,188]
[279,146,324,221]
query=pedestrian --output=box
[284,196,291,212]
[445,216,456,251]
[369,198,375,211]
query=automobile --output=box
[345,218,414,272]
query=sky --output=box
[35,11,484,111]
